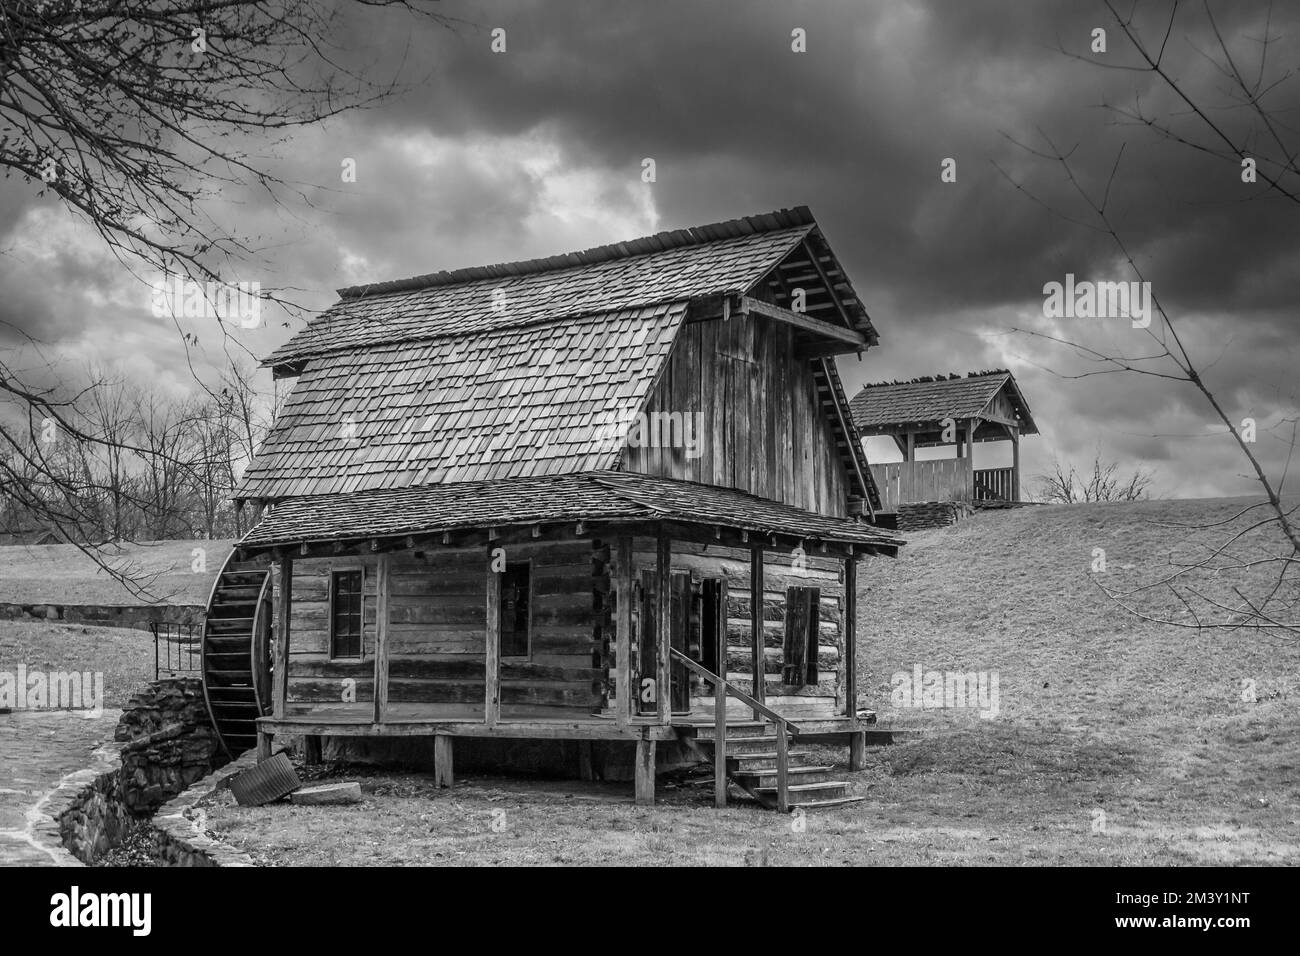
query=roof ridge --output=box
[334,206,815,300]
[858,369,1011,389]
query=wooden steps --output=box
[686,722,865,812]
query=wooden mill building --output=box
[205,207,903,811]
[849,370,1039,514]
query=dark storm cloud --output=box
[334,0,1300,321]
[2,0,1296,498]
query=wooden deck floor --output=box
[257,704,866,742]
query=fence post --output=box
[152,622,159,681]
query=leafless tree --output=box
[998,0,1300,634]
[1038,452,1155,503]
[0,0,455,584]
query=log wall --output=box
[279,540,601,715]
[611,538,846,720]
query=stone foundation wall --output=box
[896,501,975,532]
[0,603,202,629]
[149,752,258,867]
[115,677,224,812]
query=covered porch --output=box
[238,471,900,805]
[850,370,1040,513]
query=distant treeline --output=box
[1,364,270,543]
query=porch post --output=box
[655,529,671,724]
[904,431,914,462]
[272,553,292,720]
[372,553,390,724]
[750,546,765,719]
[635,735,656,806]
[615,536,633,727]
[1011,427,1021,502]
[485,553,501,728]
[844,552,857,718]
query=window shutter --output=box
[782,586,820,686]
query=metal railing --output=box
[151,622,203,680]
[670,648,800,812]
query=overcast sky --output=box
[2,0,1297,500]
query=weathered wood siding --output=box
[278,540,602,715]
[622,314,848,518]
[870,458,973,512]
[985,389,1019,424]
[609,539,846,720]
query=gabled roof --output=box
[239,472,903,554]
[237,302,688,499]
[266,206,876,370]
[238,207,882,510]
[849,370,1039,436]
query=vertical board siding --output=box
[869,458,974,512]
[623,314,849,518]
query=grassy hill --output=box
[0,539,235,606]
[854,497,1299,863]
[4,502,1295,864]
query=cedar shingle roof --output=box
[238,207,883,512]
[265,207,869,368]
[849,371,1039,434]
[237,303,688,499]
[239,472,902,553]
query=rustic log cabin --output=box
[204,206,904,811]
[849,371,1039,514]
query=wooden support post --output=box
[615,537,633,727]
[485,556,501,728]
[775,721,790,814]
[433,733,454,788]
[850,731,867,771]
[577,741,596,781]
[256,730,272,763]
[844,555,858,718]
[750,547,765,719]
[635,736,656,806]
[302,735,322,765]
[904,431,914,463]
[714,678,728,808]
[1011,428,1021,502]
[372,553,390,724]
[272,555,292,719]
[655,530,671,725]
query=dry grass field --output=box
[0,620,156,709]
[200,498,1300,865]
[0,539,234,606]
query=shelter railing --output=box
[669,648,799,812]
[973,466,1015,502]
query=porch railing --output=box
[973,466,1015,502]
[869,458,973,512]
[670,648,799,812]
[151,621,202,680]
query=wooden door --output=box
[669,571,691,714]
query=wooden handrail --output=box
[669,649,798,737]
[670,648,795,812]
